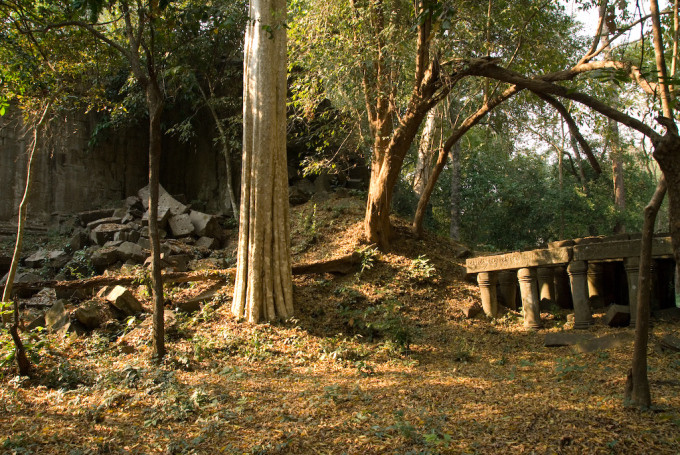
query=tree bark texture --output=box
[412,85,520,237]
[1,104,49,376]
[146,81,166,360]
[625,177,666,409]
[413,108,438,198]
[449,142,461,241]
[232,0,294,323]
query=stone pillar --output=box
[587,262,606,309]
[624,256,639,328]
[477,272,498,318]
[517,268,542,329]
[537,267,555,309]
[497,270,518,310]
[553,266,573,309]
[567,261,592,329]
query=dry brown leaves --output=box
[2,196,680,454]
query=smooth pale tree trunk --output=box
[232,0,294,322]
[413,108,438,198]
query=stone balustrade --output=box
[465,234,676,329]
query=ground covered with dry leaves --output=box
[3,195,680,454]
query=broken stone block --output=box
[462,302,483,319]
[45,299,69,332]
[114,229,141,243]
[112,207,127,218]
[653,307,680,322]
[25,287,57,307]
[142,207,171,229]
[168,213,195,237]
[73,300,114,330]
[138,184,189,216]
[544,332,594,347]
[289,186,310,205]
[138,226,167,239]
[105,285,143,316]
[194,236,219,250]
[1,272,42,298]
[103,240,124,249]
[67,230,90,252]
[90,247,119,272]
[86,216,122,230]
[603,304,630,327]
[116,241,147,264]
[314,173,332,193]
[573,332,634,354]
[90,223,132,246]
[166,254,190,272]
[24,249,48,268]
[189,210,221,238]
[125,196,144,211]
[294,178,315,196]
[46,250,70,269]
[77,208,116,226]
[660,334,680,352]
[137,237,151,249]
[26,314,46,331]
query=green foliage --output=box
[357,245,379,275]
[62,250,96,280]
[339,298,415,352]
[407,255,437,283]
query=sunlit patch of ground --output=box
[2,196,680,454]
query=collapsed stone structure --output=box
[466,234,678,329]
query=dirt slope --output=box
[2,194,680,454]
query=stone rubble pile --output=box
[0,184,233,337]
[3,184,227,281]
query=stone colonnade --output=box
[466,235,675,330]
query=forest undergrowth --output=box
[2,195,680,454]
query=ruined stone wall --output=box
[0,106,233,223]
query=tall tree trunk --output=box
[200,85,239,219]
[232,0,293,322]
[146,82,166,360]
[413,108,438,198]
[449,142,461,241]
[1,103,49,376]
[625,177,666,408]
[412,85,520,237]
[365,106,432,249]
[624,0,676,409]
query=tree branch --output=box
[535,92,602,174]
